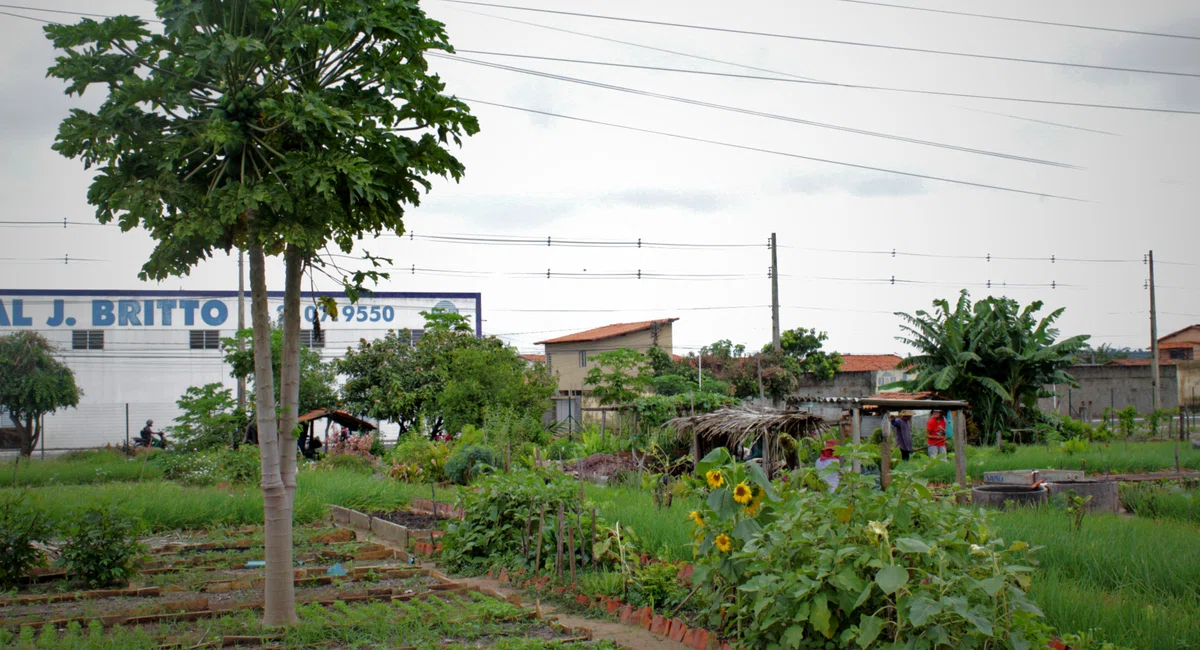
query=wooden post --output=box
[880,411,892,489]
[534,504,547,572]
[601,410,606,442]
[568,522,577,582]
[953,410,968,503]
[851,407,862,474]
[762,432,772,480]
[556,504,566,580]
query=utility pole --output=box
[1149,250,1160,413]
[237,249,247,413]
[770,233,781,352]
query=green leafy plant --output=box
[690,447,1047,649]
[1064,490,1092,532]
[445,445,500,485]
[58,504,144,588]
[1061,437,1088,455]
[386,436,451,483]
[0,332,81,457]
[0,492,54,588]
[586,348,652,406]
[167,383,239,451]
[628,561,688,610]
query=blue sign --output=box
[0,298,229,328]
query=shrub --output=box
[168,383,241,451]
[0,492,54,588]
[628,561,688,610]
[386,436,451,483]
[445,445,500,485]
[59,504,144,588]
[689,447,1049,649]
[154,446,261,485]
[544,438,581,462]
[1061,437,1088,455]
[315,452,378,474]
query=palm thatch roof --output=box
[667,406,828,448]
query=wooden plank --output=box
[880,410,892,489]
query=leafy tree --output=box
[222,328,338,416]
[767,327,842,381]
[0,332,81,457]
[437,339,556,433]
[1075,342,1130,365]
[892,290,1089,440]
[47,0,477,625]
[585,348,651,406]
[168,383,240,451]
[338,329,437,434]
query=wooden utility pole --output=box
[770,233,781,353]
[1149,250,1161,412]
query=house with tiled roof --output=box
[536,318,678,395]
[1158,324,1200,363]
[791,354,916,405]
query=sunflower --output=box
[715,534,733,553]
[743,500,761,516]
[752,485,766,502]
[732,482,753,505]
[705,470,725,489]
[689,510,705,527]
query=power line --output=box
[831,0,1200,42]
[436,54,1081,168]
[0,3,157,22]
[400,232,768,249]
[0,9,56,24]
[441,0,1200,79]
[453,49,1200,117]
[461,97,1085,201]
[444,6,1124,136]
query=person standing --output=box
[814,439,842,492]
[891,411,914,461]
[926,410,948,458]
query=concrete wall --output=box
[544,325,672,394]
[1038,364,1179,417]
[1178,361,1200,409]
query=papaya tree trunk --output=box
[278,246,304,514]
[249,241,297,627]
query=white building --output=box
[0,289,481,452]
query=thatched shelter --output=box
[667,406,829,476]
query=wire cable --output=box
[459,97,1085,201]
[436,54,1082,168]
[453,50,1200,117]
[831,0,1200,41]
[441,0,1200,79]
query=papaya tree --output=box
[45,0,477,625]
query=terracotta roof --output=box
[1160,342,1197,350]
[520,354,546,363]
[838,354,904,373]
[1159,324,1200,343]
[536,318,678,345]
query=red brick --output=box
[669,619,688,642]
[639,608,654,631]
[685,628,711,650]
[574,594,591,607]
[618,604,635,625]
[677,564,695,582]
[604,597,622,615]
[651,614,669,636]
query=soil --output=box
[367,510,444,529]
[569,453,637,480]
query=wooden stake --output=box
[880,411,892,490]
[534,504,547,572]
[953,410,968,504]
[556,504,566,580]
[567,522,577,582]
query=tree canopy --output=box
[0,332,81,456]
[585,348,652,406]
[338,310,554,437]
[892,291,1089,438]
[222,328,338,416]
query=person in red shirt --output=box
[926,410,948,458]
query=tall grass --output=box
[0,450,163,486]
[1118,483,1200,524]
[583,485,698,562]
[0,469,448,530]
[917,441,1200,483]
[992,507,1200,648]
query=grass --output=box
[0,469,455,531]
[992,507,1200,649]
[1118,482,1200,524]
[0,449,163,486]
[583,484,698,562]
[915,440,1200,484]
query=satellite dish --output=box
[433,300,459,314]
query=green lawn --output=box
[1,449,164,486]
[915,440,1200,484]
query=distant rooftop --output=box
[536,318,678,345]
[839,354,904,373]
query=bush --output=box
[544,438,581,462]
[59,504,144,588]
[386,435,451,483]
[628,561,688,610]
[689,447,1050,649]
[167,383,241,451]
[445,445,500,485]
[315,452,378,474]
[154,446,261,485]
[0,492,54,588]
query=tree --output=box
[892,290,1089,441]
[585,348,651,406]
[47,0,477,625]
[338,329,437,434]
[436,339,555,433]
[1075,342,1130,365]
[0,333,81,457]
[769,327,842,381]
[169,383,240,451]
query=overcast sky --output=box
[1,0,1197,355]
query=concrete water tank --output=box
[971,484,1049,509]
[1046,480,1120,514]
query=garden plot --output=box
[2,523,610,649]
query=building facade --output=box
[0,290,481,451]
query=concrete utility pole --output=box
[1149,250,1160,413]
[237,249,247,413]
[770,233,781,352]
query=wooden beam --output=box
[953,410,968,503]
[880,410,892,490]
[851,407,862,474]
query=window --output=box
[579,350,587,367]
[300,329,325,349]
[71,330,103,351]
[1168,348,1190,360]
[410,329,425,346]
[189,330,221,350]
[546,353,552,369]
